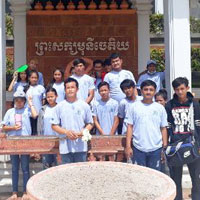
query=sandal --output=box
[7,192,18,200]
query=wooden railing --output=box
[0,135,126,162]
[31,0,133,11]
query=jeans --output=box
[42,154,57,170]
[30,117,38,135]
[132,146,162,171]
[11,155,30,192]
[61,152,87,164]
[169,158,200,200]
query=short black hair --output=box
[120,79,135,91]
[98,81,110,91]
[141,80,157,90]
[64,77,79,89]
[172,77,189,89]
[109,53,121,61]
[104,58,111,66]
[73,58,86,67]
[155,89,168,101]
[93,60,103,67]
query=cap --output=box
[147,60,156,66]
[13,90,26,98]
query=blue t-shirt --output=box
[53,82,65,103]
[51,99,93,154]
[104,70,136,103]
[125,101,168,152]
[137,72,165,92]
[38,72,44,86]
[118,96,143,135]
[93,98,119,135]
[1,107,31,136]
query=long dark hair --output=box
[24,70,39,93]
[44,86,58,105]
[50,68,64,85]
[17,69,29,83]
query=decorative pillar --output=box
[135,0,153,74]
[164,0,191,97]
[8,0,32,69]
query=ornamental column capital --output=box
[8,0,33,16]
[134,0,153,15]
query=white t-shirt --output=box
[137,72,165,92]
[26,85,45,113]
[93,98,119,135]
[71,74,95,101]
[125,101,168,152]
[53,82,65,103]
[51,99,93,154]
[1,107,31,136]
[43,106,58,136]
[118,96,143,135]
[104,70,136,102]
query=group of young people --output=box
[2,53,200,200]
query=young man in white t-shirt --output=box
[118,79,142,135]
[93,81,119,135]
[125,80,168,171]
[51,77,93,164]
[71,58,95,104]
[104,53,137,103]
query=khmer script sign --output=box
[35,37,130,56]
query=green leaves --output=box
[150,14,200,34]
[6,56,14,75]
[190,17,200,33]
[150,47,200,72]
[191,48,200,71]
[150,48,165,72]
[6,14,13,38]
[150,14,164,35]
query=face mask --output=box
[147,71,156,75]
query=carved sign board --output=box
[27,10,138,84]
[34,37,130,56]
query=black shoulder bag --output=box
[164,102,200,167]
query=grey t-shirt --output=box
[51,99,93,154]
[125,101,168,152]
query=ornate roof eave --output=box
[30,0,135,11]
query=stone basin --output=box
[27,162,176,200]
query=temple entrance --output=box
[27,0,138,84]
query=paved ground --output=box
[0,189,192,200]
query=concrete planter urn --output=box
[27,162,176,200]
